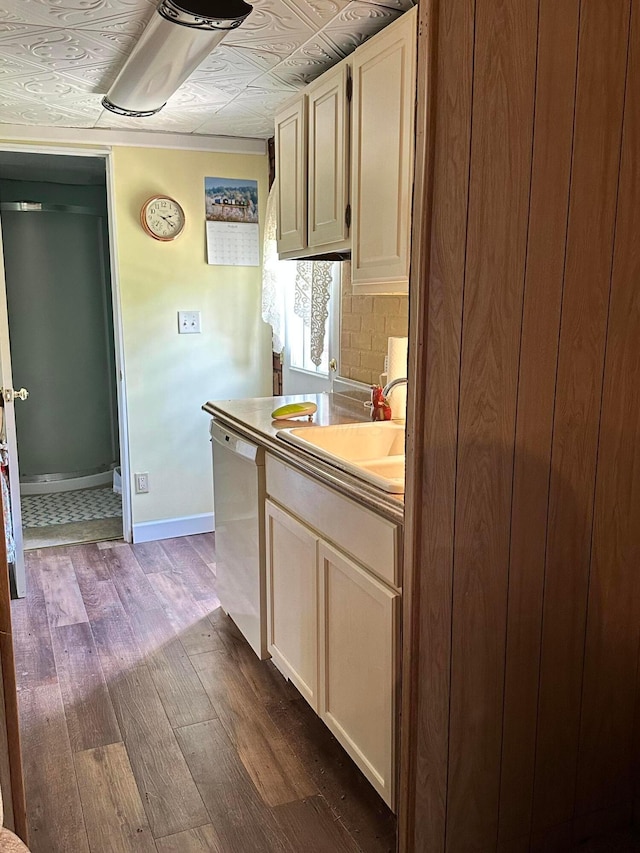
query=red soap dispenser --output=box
[370,385,392,421]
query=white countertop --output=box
[202,393,404,524]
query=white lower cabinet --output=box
[265,499,319,710]
[318,541,399,807]
[264,456,401,809]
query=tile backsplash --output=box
[340,262,409,386]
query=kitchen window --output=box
[283,262,341,394]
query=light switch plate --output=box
[178,311,201,334]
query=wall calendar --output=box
[205,176,260,267]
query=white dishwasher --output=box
[210,419,268,659]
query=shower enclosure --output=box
[0,201,119,493]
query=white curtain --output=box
[261,185,287,354]
[293,260,333,367]
[262,184,334,366]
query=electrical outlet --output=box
[178,310,201,334]
[135,473,149,494]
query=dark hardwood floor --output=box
[11,535,396,853]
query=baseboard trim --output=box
[132,513,214,543]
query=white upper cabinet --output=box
[307,62,351,252]
[274,7,417,280]
[275,58,351,260]
[275,96,307,255]
[350,8,417,294]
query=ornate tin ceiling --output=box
[0,0,412,139]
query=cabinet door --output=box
[275,96,307,255]
[265,500,319,710]
[318,541,399,808]
[350,7,417,294]
[307,62,351,251]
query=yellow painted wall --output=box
[0,138,270,532]
[111,146,271,526]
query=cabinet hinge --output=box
[345,203,352,229]
[346,75,353,102]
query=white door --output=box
[282,262,341,394]
[0,220,25,598]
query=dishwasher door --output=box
[210,419,268,659]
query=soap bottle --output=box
[370,385,392,422]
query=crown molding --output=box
[0,123,267,156]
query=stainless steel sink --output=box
[277,422,406,493]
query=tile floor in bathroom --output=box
[21,487,122,528]
[21,486,122,550]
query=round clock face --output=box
[141,195,186,241]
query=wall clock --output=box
[140,195,186,241]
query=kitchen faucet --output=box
[370,377,408,421]
[382,377,408,398]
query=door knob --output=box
[329,358,338,372]
[2,387,29,403]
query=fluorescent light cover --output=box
[103,0,253,117]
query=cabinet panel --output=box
[275,97,307,254]
[265,500,319,710]
[351,8,417,293]
[319,541,399,807]
[308,63,350,250]
[265,454,401,588]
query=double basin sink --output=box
[278,421,405,494]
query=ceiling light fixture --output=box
[102,0,253,118]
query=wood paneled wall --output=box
[401,0,640,850]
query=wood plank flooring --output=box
[11,535,397,853]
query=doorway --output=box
[0,148,130,594]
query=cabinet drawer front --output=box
[266,455,400,588]
[265,500,319,710]
[318,541,399,808]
